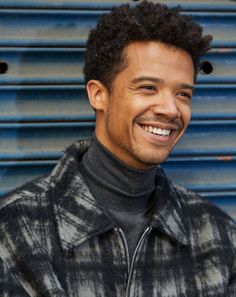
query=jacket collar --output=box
[50,140,114,253]
[51,140,189,254]
[149,169,189,246]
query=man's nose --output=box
[150,93,180,121]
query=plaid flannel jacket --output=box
[0,139,236,297]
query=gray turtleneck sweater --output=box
[79,136,157,259]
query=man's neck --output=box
[79,136,157,212]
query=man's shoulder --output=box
[168,182,236,255]
[0,139,91,211]
[171,181,236,229]
[0,175,51,217]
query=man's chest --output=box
[49,229,231,297]
[2,226,232,297]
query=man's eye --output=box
[178,92,192,99]
[140,85,157,92]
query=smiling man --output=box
[0,1,236,297]
[87,41,193,168]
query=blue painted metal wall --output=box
[0,0,236,218]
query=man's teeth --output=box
[142,125,171,136]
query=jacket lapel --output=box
[51,140,114,253]
[150,168,189,246]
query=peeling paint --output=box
[217,156,233,161]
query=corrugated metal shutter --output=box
[0,0,235,218]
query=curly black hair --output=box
[83,0,212,91]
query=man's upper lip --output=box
[138,122,179,130]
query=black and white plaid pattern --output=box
[0,140,236,297]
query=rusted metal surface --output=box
[173,120,236,157]
[0,0,235,218]
[0,161,54,196]
[1,121,236,160]
[0,10,234,48]
[0,48,85,85]
[0,0,235,11]
[0,122,95,160]
[0,10,101,47]
[0,48,235,85]
[1,85,236,123]
[163,159,236,192]
[0,160,236,195]
[0,85,94,122]
[191,85,236,120]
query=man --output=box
[0,1,235,296]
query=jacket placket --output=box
[115,227,152,297]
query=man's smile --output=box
[137,123,179,145]
[141,125,171,136]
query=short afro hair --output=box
[83,0,212,90]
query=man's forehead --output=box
[124,41,193,66]
[121,41,194,84]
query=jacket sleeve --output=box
[0,196,34,297]
[228,222,236,296]
[0,239,30,297]
[228,262,236,296]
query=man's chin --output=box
[132,151,170,168]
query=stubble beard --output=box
[105,105,177,168]
[106,123,174,168]
[128,141,174,167]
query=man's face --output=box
[90,41,194,169]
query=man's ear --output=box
[86,80,109,111]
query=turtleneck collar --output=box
[79,136,157,212]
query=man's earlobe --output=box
[86,80,108,111]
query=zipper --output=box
[115,228,130,274]
[125,226,151,297]
[115,226,152,297]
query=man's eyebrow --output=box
[130,76,194,91]
[180,83,194,91]
[130,76,164,84]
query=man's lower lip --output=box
[146,131,172,141]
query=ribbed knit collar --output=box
[79,136,157,212]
